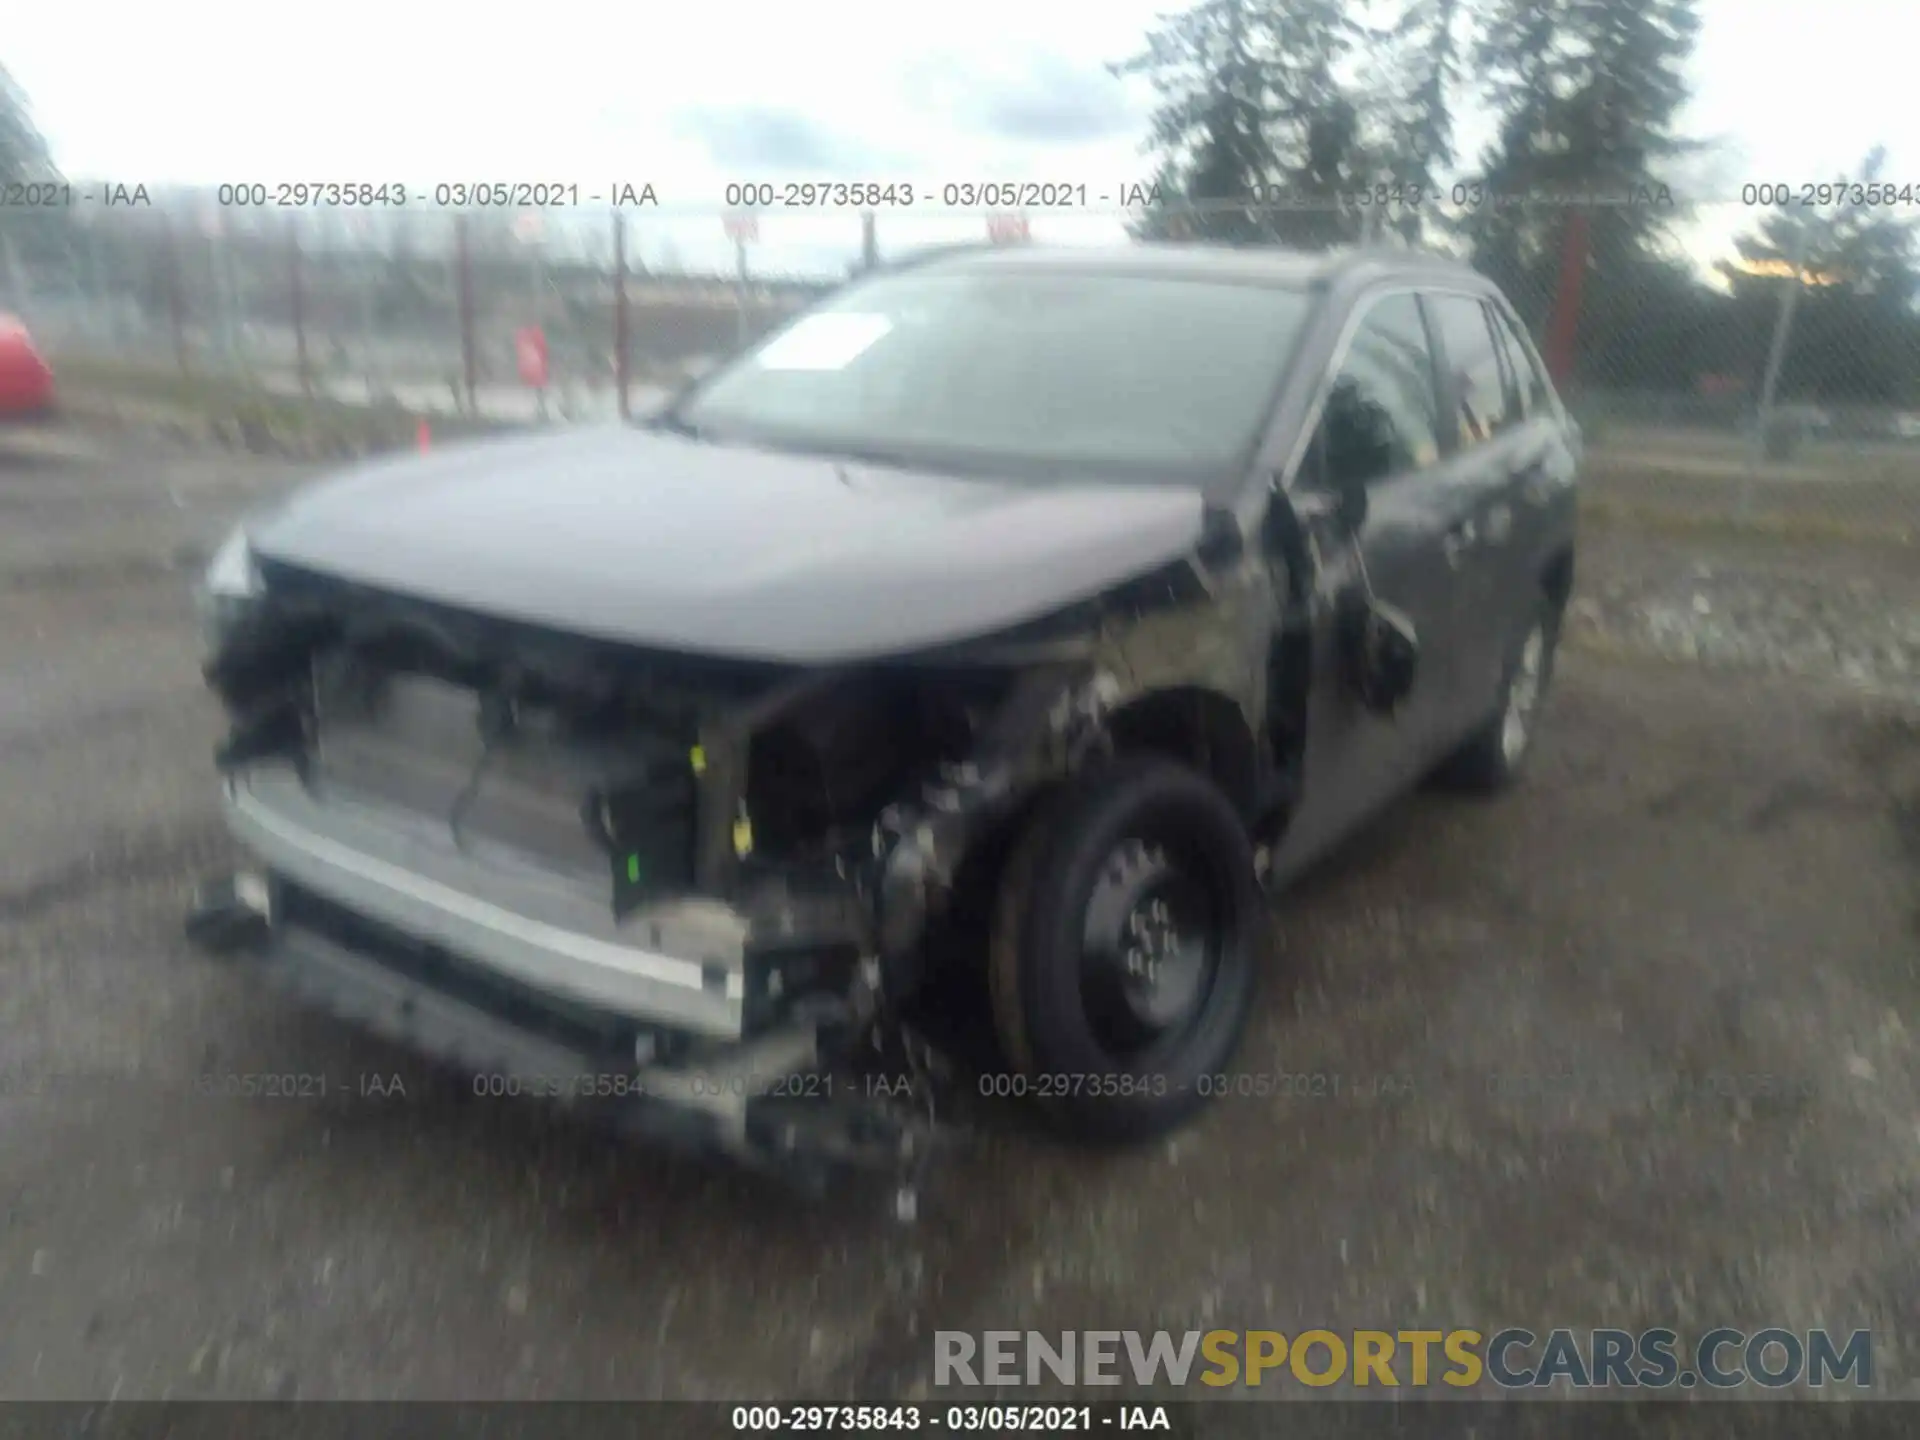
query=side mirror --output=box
[1320,381,1394,533]
[1297,424,1369,537]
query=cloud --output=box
[973,55,1141,144]
[670,106,905,175]
[904,52,1142,147]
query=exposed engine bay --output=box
[190,504,1302,1201]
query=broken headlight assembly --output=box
[195,525,264,655]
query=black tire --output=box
[988,756,1263,1143]
[1438,593,1562,792]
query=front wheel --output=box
[988,757,1263,1143]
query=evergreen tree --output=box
[1724,149,1918,308]
[1381,0,1467,245]
[1260,0,1367,248]
[1719,148,1920,404]
[1272,93,1374,249]
[0,67,73,275]
[1113,0,1278,242]
[1467,0,1701,345]
[1114,0,1366,247]
[1464,0,1576,303]
[0,65,56,186]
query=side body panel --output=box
[1247,264,1580,886]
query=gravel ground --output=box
[1567,523,1920,704]
[0,418,1917,1402]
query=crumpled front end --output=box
[186,556,1122,1184]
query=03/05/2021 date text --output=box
[721,181,1106,209]
[209,182,663,209]
[467,1071,904,1101]
[976,1071,1414,1101]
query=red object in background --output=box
[0,314,55,417]
[1541,210,1590,386]
[514,325,549,389]
[986,212,1031,244]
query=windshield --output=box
[672,266,1316,483]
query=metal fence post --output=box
[360,252,381,405]
[613,210,630,420]
[1745,216,1817,515]
[735,233,749,351]
[290,215,311,397]
[456,214,477,417]
[220,227,242,363]
[164,214,188,375]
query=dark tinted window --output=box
[1486,312,1524,418]
[1314,293,1441,488]
[1427,294,1516,445]
[1492,306,1551,414]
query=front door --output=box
[1267,290,1461,879]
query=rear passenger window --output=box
[1426,295,1517,445]
[1493,307,1551,415]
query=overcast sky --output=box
[7,0,1912,277]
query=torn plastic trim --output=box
[868,662,1121,969]
[689,666,858,897]
[862,552,1286,993]
[193,874,933,1187]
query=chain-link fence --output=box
[4,197,1917,534]
[0,205,846,425]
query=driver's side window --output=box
[1305,293,1443,493]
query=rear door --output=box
[1484,300,1579,630]
[1420,292,1540,729]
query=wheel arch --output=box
[1102,684,1264,825]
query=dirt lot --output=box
[0,416,1916,1402]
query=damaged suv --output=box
[187,244,1579,1186]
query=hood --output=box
[247,425,1209,664]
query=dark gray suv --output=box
[187,243,1579,1188]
